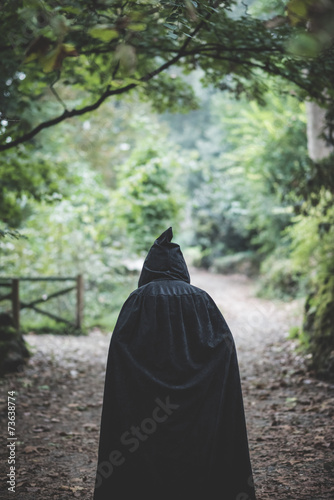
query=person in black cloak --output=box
[93,227,256,500]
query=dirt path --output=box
[0,269,334,499]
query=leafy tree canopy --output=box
[1,0,334,151]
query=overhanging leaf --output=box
[41,43,79,73]
[286,0,313,26]
[89,25,119,42]
[128,22,147,31]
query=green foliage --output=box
[303,277,334,379]
[0,229,22,239]
[0,143,77,226]
[0,174,139,331]
[257,251,304,299]
[213,89,310,206]
[183,83,310,272]
[115,139,183,253]
[283,167,334,377]
[0,95,188,331]
[189,162,257,268]
[138,72,199,114]
[286,188,334,280]
[288,325,310,351]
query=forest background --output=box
[1,0,334,379]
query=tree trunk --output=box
[0,313,30,376]
[306,101,333,160]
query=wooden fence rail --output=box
[0,275,84,331]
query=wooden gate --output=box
[0,275,84,331]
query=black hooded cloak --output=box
[93,228,256,500]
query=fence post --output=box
[76,274,84,329]
[12,279,20,331]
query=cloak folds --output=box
[93,228,256,500]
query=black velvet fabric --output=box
[93,228,256,500]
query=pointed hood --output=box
[138,227,190,288]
